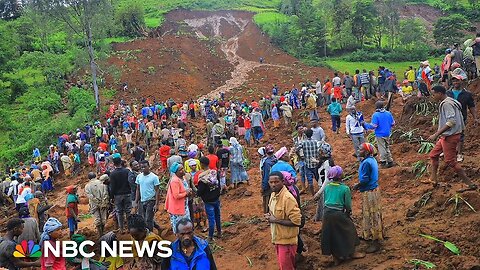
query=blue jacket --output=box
[358,156,379,192]
[262,156,277,192]
[364,109,395,137]
[165,236,216,270]
[271,160,297,179]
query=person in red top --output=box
[206,146,219,170]
[158,142,171,171]
[98,140,108,152]
[65,185,79,237]
[251,100,259,108]
[244,114,252,146]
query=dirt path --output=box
[184,13,291,100]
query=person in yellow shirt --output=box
[406,66,416,85]
[128,214,163,269]
[400,80,414,100]
[99,231,124,270]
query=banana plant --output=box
[418,141,435,154]
[408,259,436,269]
[444,193,477,215]
[412,160,428,178]
[419,234,460,255]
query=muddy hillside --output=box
[9,10,479,270]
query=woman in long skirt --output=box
[321,166,365,265]
[165,163,192,233]
[353,143,385,253]
[228,137,249,188]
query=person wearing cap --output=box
[446,68,478,162]
[165,162,192,233]
[319,166,365,265]
[65,185,79,237]
[85,172,109,237]
[353,143,384,253]
[364,100,395,168]
[428,85,477,192]
[0,218,41,269]
[265,171,302,270]
[345,106,365,161]
[261,145,277,213]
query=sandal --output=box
[201,227,209,233]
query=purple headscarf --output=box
[327,166,343,180]
[281,171,297,198]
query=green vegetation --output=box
[325,58,443,76]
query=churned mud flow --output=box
[184,13,291,100]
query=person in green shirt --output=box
[321,166,364,265]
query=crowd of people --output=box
[0,36,479,269]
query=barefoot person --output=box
[321,166,365,265]
[427,85,477,192]
[353,143,385,253]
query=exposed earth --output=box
[6,9,480,270]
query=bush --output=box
[115,1,146,36]
[343,46,430,62]
[67,87,96,116]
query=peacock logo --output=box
[13,240,41,258]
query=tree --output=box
[433,14,470,47]
[329,0,353,50]
[351,0,377,47]
[115,1,146,37]
[31,0,114,111]
[295,0,326,58]
[398,18,426,48]
[375,0,402,49]
[280,0,301,16]
[0,0,21,20]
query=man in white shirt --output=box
[345,107,365,161]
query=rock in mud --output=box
[244,190,252,196]
[406,207,419,218]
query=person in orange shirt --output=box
[322,79,332,106]
[333,86,343,102]
[158,142,171,171]
[98,140,108,152]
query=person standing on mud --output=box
[427,85,477,192]
[364,101,395,168]
[445,68,478,162]
[84,172,110,237]
[265,171,302,270]
[109,157,132,234]
[353,143,385,254]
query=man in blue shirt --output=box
[364,101,395,168]
[134,160,160,232]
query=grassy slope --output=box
[325,57,444,76]
[116,0,282,28]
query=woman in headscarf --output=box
[270,146,296,178]
[321,166,365,265]
[353,143,385,253]
[40,217,66,269]
[60,152,73,176]
[280,171,307,259]
[229,137,249,188]
[165,163,192,233]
